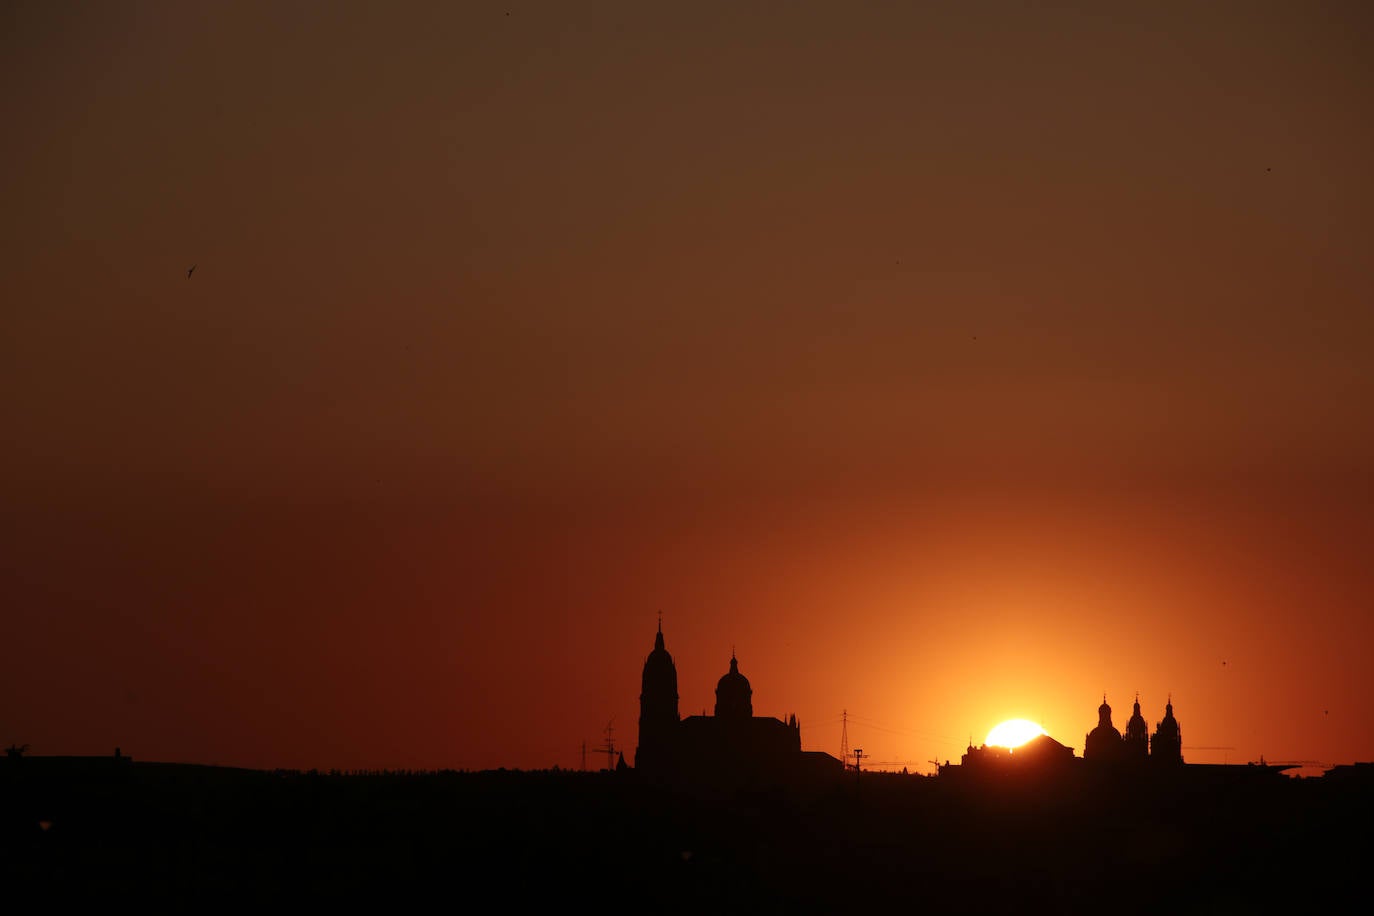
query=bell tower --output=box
[1123,693,1149,760]
[1150,696,1183,765]
[635,614,680,771]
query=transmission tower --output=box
[840,709,850,768]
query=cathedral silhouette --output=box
[1084,693,1183,764]
[634,622,843,789]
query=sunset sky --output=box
[4,1,1372,774]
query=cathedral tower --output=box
[1123,694,1149,760]
[1150,696,1183,765]
[635,619,680,771]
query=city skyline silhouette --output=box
[4,708,1368,910]
[5,602,1370,906]
[10,3,1373,903]
[1,618,1348,780]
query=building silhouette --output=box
[953,732,1077,777]
[634,621,842,789]
[1123,694,1149,759]
[1084,694,1125,762]
[1150,695,1183,764]
[1083,694,1184,766]
[947,694,1194,779]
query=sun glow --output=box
[986,719,1047,748]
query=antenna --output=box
[590,719,618,771]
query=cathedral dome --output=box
[714,655,753,720]
[1084,694,1123,761]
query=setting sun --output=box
[986,719,1048,748]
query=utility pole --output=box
[840,709,850,766]
[853,748,865,783]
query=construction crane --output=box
[1183,745,1236,763]
[859,759,920,771]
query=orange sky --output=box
[3,1,1372,774]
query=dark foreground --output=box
[3,758,1370,912]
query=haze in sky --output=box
[3,1,1372,773]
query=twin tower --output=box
[1085,694,1183,764]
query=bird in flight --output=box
[187,264,196,279]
